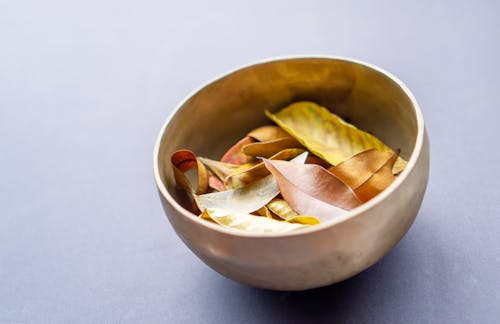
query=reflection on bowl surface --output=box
[154,57,429,291]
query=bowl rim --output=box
[153,55,425,238]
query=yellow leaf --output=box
[255,206,274,218]
[200,208,310,233]
[266,101,406,174]
[267,198,298,219]
[266,199,320,225]
[287,216,320,225]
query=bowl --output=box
[153,56,429,291]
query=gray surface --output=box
[1,0,499,323]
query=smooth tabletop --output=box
[1,1,499,323]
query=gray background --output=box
[1,0,499,323]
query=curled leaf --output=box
[194,152,309,214]
[200,208,310,233]
[263,159,361,222]
[265,101,406,173]
[221,136,256,165]
[171,150,209,195]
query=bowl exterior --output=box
[158,132,428,290]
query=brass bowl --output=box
[153,56,429,291]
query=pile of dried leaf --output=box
[171,101,406,233]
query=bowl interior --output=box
[157,57,419,211]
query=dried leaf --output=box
[256,206,273,218]
[287,216,320,225]
[266,198,298,219]
[328,149,394,189]
[243,125,303,158]
[171,150,209,195]
[264,159,361,210]
[247,125,291,142]
[221,136,256,165]
[355,152,398,202]
[305,155,331,168]
[328,149,399,202]
[208,174,226,192]
[194,152,308,214]
[198,157,243,179]
[226,148,305,188]
[265,101,406,173]
[266,199,320,225]
[195,174,278,214]
[200,208,310,233]
[263,159,361,222]
[198,157,255,191]
[241,137,303,158]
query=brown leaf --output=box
[328,149,399,202]
[328,149,394,189]
[263,159,361,222]
[247,125,291,142]
[354,152,398,202]
[241,137,303,158]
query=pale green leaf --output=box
[194,152,308,214]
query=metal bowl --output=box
[153,56,429,291]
